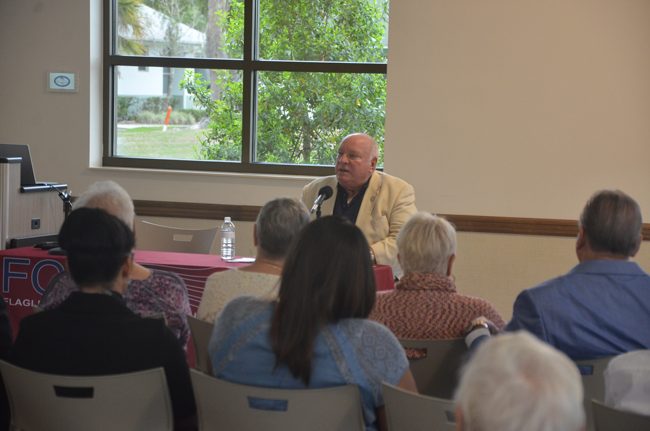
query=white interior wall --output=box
[386,0,650,219]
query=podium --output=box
[0,157,66,250]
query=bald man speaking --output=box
[301,133,417,276]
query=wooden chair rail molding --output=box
[132,200,650,240]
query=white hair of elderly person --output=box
[454,331,585,431]
[397,211,457,275]
[604,349,650,416]
[72,180,135,227]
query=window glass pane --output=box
[116,0,243,59]
[258,0,389,62]
[254,71,386,166]
[115,66,242,161]
[108,0,389,172]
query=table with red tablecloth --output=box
[1,246,394,338]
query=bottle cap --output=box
[224,217,231,222]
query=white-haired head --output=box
[455,331,585,431]
[73,180,135,228]
[397,212,456,275]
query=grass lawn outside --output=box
[116,125,206,160]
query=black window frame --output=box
[102,0,388,176]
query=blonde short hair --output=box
[397,212,456,275]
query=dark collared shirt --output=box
[334,180,370,224]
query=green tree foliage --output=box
[143,0,208,31]
[181,71,243,160]
[118,0,147,55]
[182,0,388,165]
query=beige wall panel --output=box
[386,0,650,219]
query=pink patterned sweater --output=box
[370,272,505,347]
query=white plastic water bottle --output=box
[220,217,236,260]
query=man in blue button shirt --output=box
[505,189,650,360]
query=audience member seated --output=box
[209,216,416,431]
[505,189,650,359]
[197,198,309,323]
[454,331,584,431]
[370,212,504,357]
[38,180,191,348]
[604,350,650,416]
[10,208,196,429]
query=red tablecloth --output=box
[1,247,394,338]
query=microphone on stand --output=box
[310,186,333,218]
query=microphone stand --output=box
[32,184,71,254]
[49,184,72,219]
[316,203,322,219]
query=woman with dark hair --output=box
[209,216,416,431]
[10,208,196,430]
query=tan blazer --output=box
[301,171,417,276]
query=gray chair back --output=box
[382,382,456,431]
[0,360,173,431]
[187,315,214,374]
[592,399,650,431]
[575,356,613,431]
[136,220,218,253]
[399,338,467,398]
[190,370,365,431]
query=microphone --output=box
[310,186,333,214]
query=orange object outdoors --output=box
[164,106,173,125]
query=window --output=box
[104,0,389,175]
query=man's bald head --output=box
[335,133,379,195]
